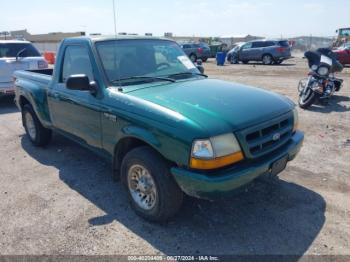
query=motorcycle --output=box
[298,48,344,109]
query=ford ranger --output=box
[14,36,303,222]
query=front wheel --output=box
[298,86,317,109]
[22,104,52,146]
[121,146,184,222]
[230,55,239,64]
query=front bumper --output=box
[0,82,15,96]
[171,131,304,199]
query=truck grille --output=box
[237,113,293,159]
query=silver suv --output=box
[227,40,291,65]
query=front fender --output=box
[121,125,161,148]
[118,123,190,168]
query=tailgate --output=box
[0,58,43,83]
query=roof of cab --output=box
[63,35,174,44]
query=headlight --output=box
[317,66,329,76]
[190,133,244,170]
[311,65,318,71]
[293,107,299,132]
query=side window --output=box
[61,45,93,83]
[182,44,190,49]
[241,43,252,50]
[252,42,263,48]
[265,41,276,47]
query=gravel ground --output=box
[0,56,349,257]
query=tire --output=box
[274,60,283,65]
[121,146,184,222]
[298,87,317,109]
[242,60,249,64]
[189,53,197,63]
[262,54,273,65]
[22,104,52,146]
[230,55,238,64]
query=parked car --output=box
[181,42,211,62]
[333,43,350,65]
[227,39,292,65]
[0,40,48,97]
[14,36,303,222]
[226,42,245,63]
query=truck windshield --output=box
[0,43,41,58]
[96,39,201,85]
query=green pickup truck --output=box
[14,36,303,221]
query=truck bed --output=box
[26,68,54,76]
[14,68,53,86]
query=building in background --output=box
[0,29,85,52]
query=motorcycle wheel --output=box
[298,87,317,109]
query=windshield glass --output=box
[0,43,41,58]
[96,39,200,85]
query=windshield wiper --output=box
[111,76,175,85]
[167,72,208,78]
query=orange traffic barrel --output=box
[44,52,56,64]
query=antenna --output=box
[112,0,122,91]
[112,0,117,37]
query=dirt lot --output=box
[0,56,349,257]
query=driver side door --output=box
[48,44,102,149]
[239,42,253,61]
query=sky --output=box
[1,0,349,38]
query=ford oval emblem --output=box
[273,133,281,141]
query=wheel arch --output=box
[112,134,176,180]
[18,95,31,110]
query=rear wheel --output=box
[22,104,52,146]
[262,54,273,65]
[242,60,249,64]
[121,146,184,222]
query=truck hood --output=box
[126,79,294,134]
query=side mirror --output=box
[66,74,97,95]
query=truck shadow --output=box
[21,134,326,257]
[0,96,18,114]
